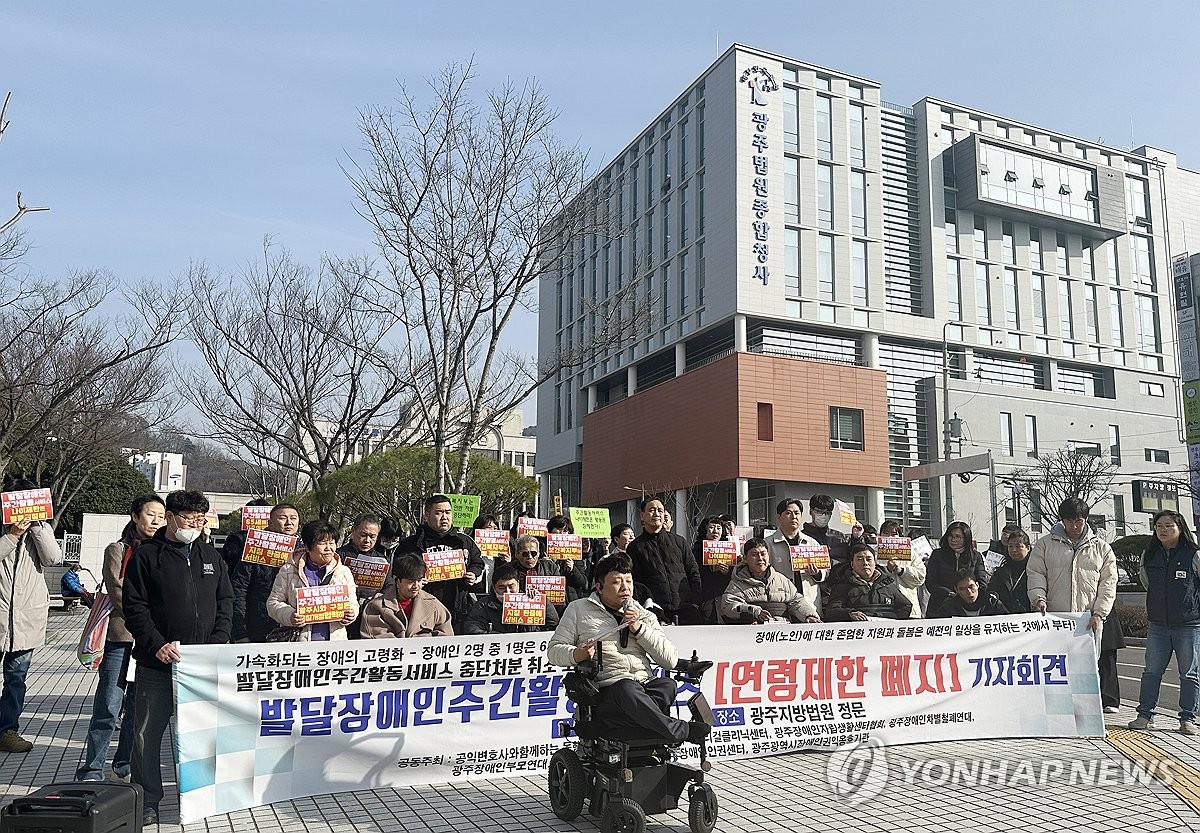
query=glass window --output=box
[1032,273,1047,334]
[1109,289,1124,347]
[1139,380,1165,397]
[818,163,834,230]
[819,234,835,301]
[1059,278,1074,340]
[945,210,958,253]
[1000,412,1014,456]
[851,171,866,235]
[1004,268,1019,330]
[852,240,868,306]
[1056,232,1069,275]
[679,183,689,247]
[1145,448,1170,464]
[849,103,866,167]
[679,251,689,316]
[1081,238,1094,280]
[785,157,799,224]
[785,229,800,297]
[976,263,991,325]
[1109,425,1121,465]
[1113,494,1126,536]
[758,403,774,441]
[816,95,833,160]
[680,119,689,178]
[1131,235,1155,290]
[697,242,705,307]
[1024,415,1038,458]
[697,102,705,168]
[662,133,671,186]
[1085,284,1099,343]
[1105,239,1120,285]
[1002,222,1015,265]
[830,407,865,451]
[783,87,799,153]
[661,264,670,321]
[1029,227,1042,270]
[947,258,962,320]
[662,195,671,254]
[974,216,987,260]
[1136,294,1161,353]
[645,149,654,209]
[697,172,705,237]
[1126,175,1150,226]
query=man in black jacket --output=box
[825,544,912,621]
[463,563,559,634]
[397,495,484,627]
[123,490,232,826]
[627,497,702,624]
[230,503,300,642]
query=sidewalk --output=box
[1,613,1198,832]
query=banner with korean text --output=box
[174,613,1101,822]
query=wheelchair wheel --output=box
[600,798,646,833]
[688,784,718,833]
[547,748,586,820]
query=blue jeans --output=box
[131,664,173,810]
[1137,622,1200,721]
[0,651,33,734]
[76,643,136,780]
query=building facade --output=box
[537,43,1197,540]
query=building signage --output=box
[1185,381,1200,445]
[1174,253,1193,312]
[1131,479,1180,515]
[739,65,778,285]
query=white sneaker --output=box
[1103,706,1120,714]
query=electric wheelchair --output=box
[548,650,718,833]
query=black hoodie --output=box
[397,524,484,612]
[123,528,233,671]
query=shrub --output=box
[1111,535,1151,589]
[1115,603,1147,639]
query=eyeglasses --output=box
[517,550,540,557]
[173,513,207,528]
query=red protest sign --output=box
[501,592,546,627]
[423,549,466,582]
[877,536,912,562]
[343,554,390,592]
[0,488,53,525]
[241,505,273,531]
[546,533,583,560]
[295,584,352,624]
[525,574,567,605]
[790,544,831,571]
[517,517,548,538]
[474,528,510,558]
[702,540,738,566]
[241,529,297,568]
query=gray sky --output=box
[4,1,1198,423]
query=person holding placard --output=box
[463,563,559,634]
[545,516,591,601]
[360,554,453,638]
[0,479,64,754]
[764,498,827,616]
[720,538,820,625]
[231,503,301,642]
[268,521,359,642]
[876,519,926,620]
[923,521,988,618]
[627,498,702,625]
[694,516,733,624]
[337,514,388,643]
[513,534,584,612]
[220,498,271,573]
[397,495,483,628]
[825,545,912,621]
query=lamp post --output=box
[941,321,957,526]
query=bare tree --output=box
[1009,446,1118,519]
[185,243,415,513]
[346,61,647,493]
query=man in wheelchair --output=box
[547,553,710,744]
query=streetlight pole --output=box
[941,321,956,526]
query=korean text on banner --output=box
[241,530,298,568]
[295,585,352,624]
[791,544,831,571]
[877,536,912,562]
[343,555,390,593]
[830,500,857,534]
[241,505,274,531]
[702,540,738,566]
[525,574,566,605]
[423,549,466,582]
[474,528,510,559]
[174,613,1102,824]
[545,534,582,561]
[568,507,611,539]
[517,517,548,538]
[204,511,220,530]
[501,593,546,627]
[0,488,54,525]
[446,495,482,529]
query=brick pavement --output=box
[0,613,1197,831]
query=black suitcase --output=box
[1,782,142,833]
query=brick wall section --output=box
[581,352,890,505]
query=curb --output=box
[1125,637,1146,647]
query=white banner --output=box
[174,614,1100,822]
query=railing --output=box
[881,101,914,117]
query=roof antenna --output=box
[715,30,719,58]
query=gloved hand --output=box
[742,604,764,621]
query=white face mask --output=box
[380,541,398,551]
[175,527,201,545]
[812,513,831,528]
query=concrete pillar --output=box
[675,342,686,377]
[735,478,750,527]
[734,314,748,352]
[862,332,880,369]
[867,487,885,527]
[674,488,688,538]
[586,385,597,414]
[626,498,639,531]
[627,365,637,396]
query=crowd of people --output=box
[0,485,1197,825]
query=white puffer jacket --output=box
[1027,523,1117,618]
[547,593,678,688]
[266,553,359,641]
[0,523,63,652]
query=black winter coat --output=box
[937,592,1009,617]
[231,559,283,642]
[397,524,485,613]
[627,530,701,611]
[825,570,912,620]
[462,593,559,635]
[123,529,233,671]
[924,547,988,617]
[989,559,1031,614]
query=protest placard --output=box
[790,544,832,571]
[446,494,481,528]
[877,536,912,562]
[525,574,566,605]
[241,529,298,568]
[831,499,857,534]
[517,517,548,538]
[546,533,583,560]
[702,540,738,566]
[241,505,274,531]
[0,488,53,525]
[423,549,466,582]
[910,536,934,561]
[343,554,390,593]
[204,510,220,530]
[474,528,510,558]
[295,584,352,624]
[501,592,546,627]
[568,507,610,539]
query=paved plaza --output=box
[1,614,1198,832]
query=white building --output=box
[129,451,186,492]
